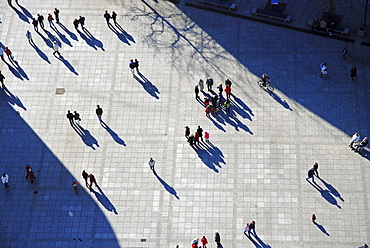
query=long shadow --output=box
[78,30,97,50]
[133,73,160,99]
[154,171,180,199]
[10,5,29,23]
[15,1,32,19]
[319,178,344,202]
[193,141,226,172]
[51,26,72,47]
[57,22,78,41]
[83,28,105,51]
[231,95,254,120]
[0,91,120,247]
[92,186,118,214]
[56,55,79,75]
[115,23,136,43]
[268,91,293,111]
[37,31,53,48]
[358,148,370,161]
[44,29,59,44]
[208,111,226,132]
[6,62,23,81]
[307,181,341,209]
[314,222,330,236]
[244,233,262,248]
[109,25,130,45]
[32,44,51,64]
[101,121,126,146]
[71,124,99,150]
[1,87,27,110]
[14,61,29,80]
[219,110,253,134]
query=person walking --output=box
[306,166,316,183]
[194,131,200,146]
[243,222,250,235]
[206,77,213,91]
[349,132,360,149]
[200,236,208,248]
[0,46,4,62]
[148,158,155,171]
[225,85,231,100]
[214,232,221,247]
[112,11,117,25]
[217,83,223,95]
[129,59,135,75]
[88,174,98,189]
[311,214,316,223]
[198,79,204,92]
[26,30,34,45]
[0,71,5,88]
[2,173,9,188]
[104,10,111,25]
[134,59,140,74]
[32,18,38,32]
[82,170,89,187]
[185,126,190,139]
[224,99,231,113]
[205,106,211,117]
[204,131,210,142]
[25,164,36,184]
[54,8,60,23]
[195,85,200,99]
[197,126,204,142]
[313,163,320,179]
[79,16,85,29]
[73,111,81,126]
[52,41,61,56]
[342,48,347,60]
[66,110,74,125]
[249,221,257,236]
[225,79,232,87]
[320,63,328,77]
[4,47,15,64]
[47,13,54,27]
[96,105,103,122]
[350,67,357,81]
[37,14,45,29]
[73,18,79,30]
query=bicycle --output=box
[257,79,274,92]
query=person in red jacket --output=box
[225,85,231,100]
[200,236,208,248]
[4,47,15,64]
[25,164,36,183]
[89,174,98,189]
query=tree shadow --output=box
[193,141,225,172]
[153,170,179,199]
[318,178,344,202]
[115,23,135,43]
[314,222,330,236]
[57,22,78,41]
[10,5,29,23]
[82,28,105,51]
[51,26,72,47]
[31,43,51,64]
[56,55,79,75]
[101,121,126,146]
[268,91,292,111]
[13,61,29,80]
[108,25,130,45]
[1,87,27,110]
[133,73,160,99]
[307,181,341,209]
[91,186,118,214]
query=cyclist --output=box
[261,74,270,87]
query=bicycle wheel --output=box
[267,85,274,92]
[257,80,263,87]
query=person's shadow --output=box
[91,186,118,214]
[71,125,99,150]
[319,178,344,202]
[133,73,160,99]
[115,23,135,43]
[31,43,51,64]
[37,31,53,48]
[230,95,254,120]
[153,170,179,199]
[83,28,105,51]
[15,1,32,19]
[269,91,292,111]
[10,5,29,23]
[57,22,78,41]
[193,141,226,172]
[307,180,341,209]
[6,62,23,80]
[109,25,130,45]
[56,55,79,75]
[51,26,72,47]
[101,121,126,146]
[13,61,29,80]
[314,222,330,236]
[244,233,272,248]
[1,86,27,110]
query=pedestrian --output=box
[52,41,61,56]
[148,158,155,171]
[188,134,195,147]
[72,181,78,192]
[79,16,85,29]
[194,132,200,145]
[0,46,4,62]
[112,11,117,24]
[197,125,203,142]
[349,132,360,149]
[47,13,54,27]
[217,83,223,95]
[7,0,12,6]
[350,67,357,81]
[54,8,60,23]
[205,106,211,117]
[206,77,213,91]
[225,85,231,100]
[96,105,103,122]
[355,137,368,152]
[225,78,232,87]
[134,59,140,73]
[204,97,210,106]
[82,170,89,187]
[104,10,111,25]
[200,236,208,248]
[311,214,316,223]
[32,18,38,32]
[66,110,74,125]
[25,164,36,183]
[320,63,328,77]
[37,14,45,29]
[204,131,210,142]
[185,126,190,139]
[243,222,250,235]
[198,79,204,92]
[2,173,9,188]
[224,99,231,113]
[88,174,98,189]
[313,163,320,179]
[360,244,368,248]
[129,59,135,75]
[191,237,199,248]
[0,71,5,88]
[306,167,316,183]
[311,18,318,31]
[26,30,34,45]
[73,18,79,30]
[4,47,15,64]
[195,85,200,99]
[211,95,218,108]
[342,48,347,60]
[73,111,81,126]
[249,221,257,236]
[214,232,221,247]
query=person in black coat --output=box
[214,232,221,247]
[66,110,74,125]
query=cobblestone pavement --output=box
[0,0,369,247]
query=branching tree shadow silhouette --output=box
[10,5,29,23]
[108,25,130,45]
[319,178,344,202]
[92,186,118,214]
[101,121,126,146]
[153,170,179,199]
[1,87,27,110]
[31,44,51,64]
[56,55,79,75]
[268,91,292,111]
[115,23,135,43]
[57,22,78,41]
[192,141,225,172]
[307,181,341,209]
[82,28,105,51]
[314,222,330,236]
[133,74,160,99]
[52,26,72,47]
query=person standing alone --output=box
[148,158,155,172]
[96,105,103,122]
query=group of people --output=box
[190,233,221,248]
[32,9,60,31]
[0,45,16,65]
[129,59,140,75]
[243,221,257,237]
[1,164,36,188]
[185,126,210,147]
[104,10,118,25]
[73,16,86,30]
[66,105,104,127]
[82,170,98,191]
[349,133,368,152]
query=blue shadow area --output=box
[79,28,105,51]
[244,232,272,248]
[154,170,180,199]
[0,89,120,247]
[192,141,226,172]
[101,121,126,146]
[307,180,342,209]
[133,73,160,99]
[314,222,330,236]
[31,43,51,64]
[56,55,79,75]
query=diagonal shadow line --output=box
[153,170,179,199]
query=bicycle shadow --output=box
[91,186,118,214]
[268,91,292,111]
[101,121,126,146]
[153,170,179,199]
[133,73,160,99]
